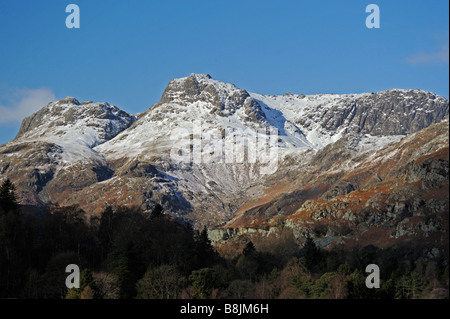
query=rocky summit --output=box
[0,73,448,253]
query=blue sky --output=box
[0,0,448,145]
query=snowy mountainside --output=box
[93,74,448,227]
[0,74,448,229]
[14,97,136,162]
[96,73,313,161]
[250,89,448,149]
[0,97,136,205]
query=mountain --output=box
[0,98,135,205]
[0,74,448,252]
[252,88,448,148]
[210,121,449,253]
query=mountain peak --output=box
[56,96,81,106]
[151,74,266,121]
[189,73,212,80]
[14,98,136,149]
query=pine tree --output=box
[198,227,213,254]
[301,236,321,271]
[243,241,256,257]
[98,206,114,254]
[193,226,215,268]
[0,179,18,213]
[151,204,163,219]
[189,268,217,299]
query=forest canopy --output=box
[0,179,448,299]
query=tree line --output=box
[0,179,448,299]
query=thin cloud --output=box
[407,42,449,65]
[0,88,56,124]
[406,30,449,65]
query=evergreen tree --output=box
[98,206,114,257]
[0,179,30,297]
[243,241,256,257]
[311,272,337,299]
[346,269,368,299]
[107,250,132,298]
[300,236,321,271]
[151,204,163,219]
[195,226,214,265]
[0,179,18,213]
[189,268,218,299]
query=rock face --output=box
[309,89,449,136]
[350,90,449,135]
[251,89,448,148]
[153,74,267,122]
[0,74,448,254]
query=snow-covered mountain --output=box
[96,73,312,161]
[0,97,135,205]
[0,74,448,231]
[97,74,448,159]
[251,88,448,148]
[14,97,136,162]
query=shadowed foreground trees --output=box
[0,179,448,299]
[0,179,220,298]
